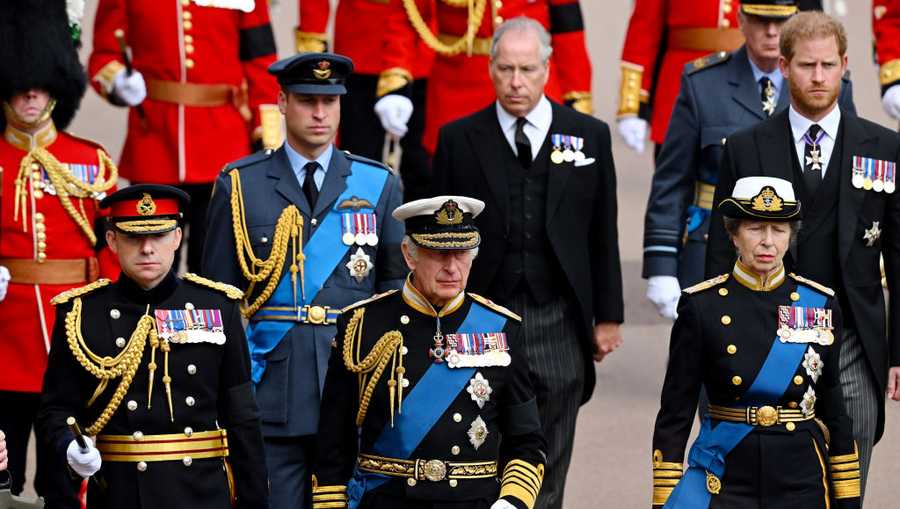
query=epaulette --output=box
[468,293,522,322]
[789,273,835,297]
[50,278,112,305]
[341,289,399,313]
[183,273,244,300]
[687,51,731,75]
[222,150,273,173]
[344,150,391,172]
[683,273,729,294]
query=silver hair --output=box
[401,235,479,260]
[490,16,553,64]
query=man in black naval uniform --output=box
[37,185,268,509]
[312,196,546,509]
[642,0,856,320]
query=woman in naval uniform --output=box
[651,177,860,509]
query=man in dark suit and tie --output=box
[202,53,406,509]
[431,16,624,509]
[706,11,900,499]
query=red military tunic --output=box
[617,0,744,145]
[0,122,119,393]
[874,0,900,94]
[88,0,281,185]
[393,0,593,153]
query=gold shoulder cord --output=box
[402,0,488,56]
[228,169,305,317]
[65,298,154,435]
[15,148,118,245]
[342,308,405,427]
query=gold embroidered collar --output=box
[732,259,785,291]
[4,120,57,151]
[401,273,465,317]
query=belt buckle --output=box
[306,305,327,324]
[756,405,778,427]
[420,459,447,482]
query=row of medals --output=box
[342,231,379,247]
[852,173,895,194]
[550,146,586,165]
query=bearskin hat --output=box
[0,0,87,131]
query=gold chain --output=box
[15,148,118,245]
[65,298,153,435]
[402,0,488,56]
[228,169,304,317]
[342,308,404,426]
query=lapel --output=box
[545,102,573,223]
[775,78,790,112]
[313,148,352,219]
[465,105,512,220]
[269,146,312,217]
[837,110,877,264]
[729,47,766,121]
[758,110,796,181]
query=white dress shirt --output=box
[748,58,784,101]
[285,142,333,190]
[495,95,553,162]
[788,104,841,178]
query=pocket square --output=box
[574,157,596,167]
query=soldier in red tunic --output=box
[87,0,281,272]
[297,0,435,200]
[874,0,900,122]
[0,1,119,505]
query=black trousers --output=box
[0,391,79,507]
[339,74,430,202]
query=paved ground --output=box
[17,1,900,507]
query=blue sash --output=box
[664,283,826,508]
[246,162,389,383]
[346,301,508,508]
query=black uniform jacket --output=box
[705,108,900,442]
[431,100,623,404]
[313,285,546,509]
[37,271,268,509]
[652,270,858,508]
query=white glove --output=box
[0,429,7,471]
[66,436,101,478]
[0,266,9,303]
[112,68,147,107]
[882,84,900,121]
[646,276,681,321]
[490,500,517,509]
[373,94,413,138]
[617,117,648,154]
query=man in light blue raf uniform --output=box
[202,52,406,509]
[641,0,855,320]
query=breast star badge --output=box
[467,372,492,409]
[800,386,817,418]
[863,221,881,247]
[346,247,373,283]
[802,346,823,383]
[467,415,488,450]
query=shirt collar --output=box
[732,259,786,291]
[789,103,841,144]
[495,95,552,133]
[747,56,783,94]
[401,273,465,317]
[284,141,333,176]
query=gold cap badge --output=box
[750,186,783,212]
[313,60,332,80]
[435,200,463,225]
[137,193,157,216]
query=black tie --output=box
[803,124,824,195]
[303,161,319,208]
[515,117,532,169]
[759,77,776,116]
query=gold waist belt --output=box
[2,257,99,285]
[146,79,242,108]
[357,453,497,482]
[96,429,228,462]
[694,182,715,210]
[708,404,814,427]
[437,33,491,56]
[667,28,744,52]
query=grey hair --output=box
[401,235,479,260]
[490,16,553,64]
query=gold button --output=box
[181,0,189,5]
[127,400,137,411]
[788,401,799,409]
[32,171,42,180]
[116,337,126,348]
[790,292,800,302]
[110,309,121,319]
[184,20,193,30]
[187,364,197,375]
[31,163,40,170]
[400,315,410,325]
[494,15,503,24]
[732,376,742,386]
[185,34,194,43]
[794,375,804,385]
[451,445,460,455]
[34,212,45,222]
[137,461,148,472]
[718,288,728,296]
[186,58,195,69]
[494,0,502,7]
[37,242,46,251]
[33,190,44,200]
[449,479,458,488]
[35,223,46,232]
[182,11,192,20]
[183,456,193,467]
[723,4,732,12]
[720,18,730,27]
[185,396,196,407]
[726,344,737,355]
[721,315,732,325]
[184,427,193,436]
[407,478,417,487]
[786,422,796,431]
[453,413,462,423]
[185,44,195,54]
[37,252,47,262]
[133,431,144,441]
[36,232,46,241]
